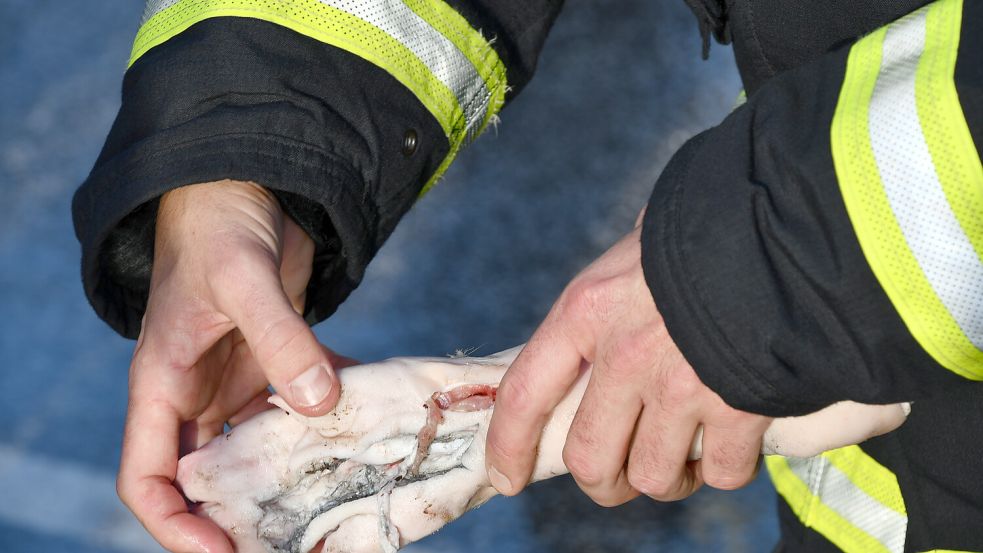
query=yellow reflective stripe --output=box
[766,452,902,553]
[131,0,507,196]
[825,446,906,516]
[767,446,907,552]
[401,0,506,139]
[917,0,983,262]
[831,0,983,380]
[398,0,507,195]
[131,0,461,137]
[765,456,817,524]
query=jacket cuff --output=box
[74,128,372,338]
[72,18,448,338]
[639,133,830,417]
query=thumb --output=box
[220,267,340,417]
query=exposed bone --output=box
[176,346,910,553]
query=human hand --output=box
[117,180,356,552]
[485,220,772,506]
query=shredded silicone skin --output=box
[176,347,909,553]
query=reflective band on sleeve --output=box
[766,446,907,553]
[131,0,508,194]
[831,0,983,380]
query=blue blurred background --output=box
[0,1,779,551]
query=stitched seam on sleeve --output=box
[664,144,792,412]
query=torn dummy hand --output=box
[176,347,909,553]
[117,180,355,553]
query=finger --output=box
[228,389,276,427]
[195,340,357,439]
[562,355,643,506]
[485,322,588,496]
[119,386,232,553]
[134,304,231,458]
[186,390,275,455]
[221,343,358,428]
[138,289,234,384]
[194,335,269,433]
[218,258,340,417]
[223,340,359,428]
[626,404,704,501]
[698,409,768,491]
[179,420,216,458]
[323,346,361,370]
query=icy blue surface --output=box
[0,1,778,551]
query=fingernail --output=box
[289,364,333,407]
[488,465,513,495]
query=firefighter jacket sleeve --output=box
[72,0,563,338]
[641,0,983,417]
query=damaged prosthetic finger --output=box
[176,346,911,553]
[177,349,520,553]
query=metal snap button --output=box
[401,129,418,157]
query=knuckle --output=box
[250,316,308,368]
[658,367,701,408]
[626,438,681,498]
[601,328,662,379]
[579,281,610,316]
[703,441,757,490]
[562,446,604,488]
[497,372,537,417]
[626,469,675,498]
[626,456,675,499]
[704,471,754,491]
[587,488,633,508]
[556,280,595,322]
[673,367,702,396]
[558,278,619,324]
[703,463,755,490]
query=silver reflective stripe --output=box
[868,8,983,348]
[141,0,181,24]
[787,457,907,553]
[139,0,491,141]
[318,0,489,138]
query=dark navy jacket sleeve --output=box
[642,0,983,416]
[73,1,562,338]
